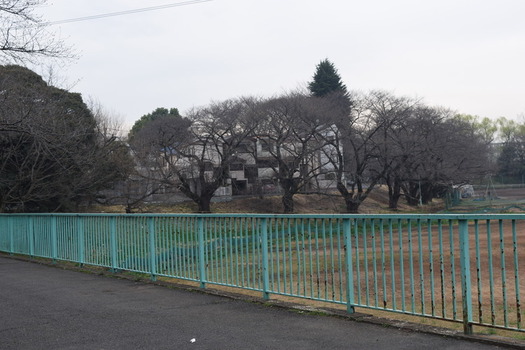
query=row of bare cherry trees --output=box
[128,90,491,213]
[0,67,490,213]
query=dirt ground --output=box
[97,187,445,215]
[486,187,525,201]
[451,186,525,213]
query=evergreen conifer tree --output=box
[308,59,348,97]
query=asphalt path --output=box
[0,255,509,350]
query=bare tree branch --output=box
[0,0,74,63]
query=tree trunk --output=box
[337,181,362,213]
[197,189,215,213]
[344,197,361,213]
[421,182,433,204]
[282,190,295,213]
[387,178,402,210]
[403,181,420,206]
[197,196,212,213]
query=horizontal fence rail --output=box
[1,213,524,334]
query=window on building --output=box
[261,139,274,153]
[230,163,244,171]
[244,166,258,183]
[236,142,252,153]
[257,159,279,168]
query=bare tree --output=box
[319,91,394,213]
[130,97,260,212]
[0,65,131,212]
[397,107,491,205]
[320,89,492,212]
[255,92,335,213]
[0,0,72,63]
[368,91,420,209]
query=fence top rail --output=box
[1,213,525,220]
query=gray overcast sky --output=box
[37,0,525,129]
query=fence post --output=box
[148,217,157,281]
[28,217,34,258]
[78,216,85,267]
[8,216,14,255]
[110,217,118,272]
[51,216,57,263]
[198,217,206,289]
[343,218,355,313]
[458,219,473,334]
[261,218,270,300]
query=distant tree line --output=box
[127,60,495,213]
[1,60,522,213]
[494,117,525,183]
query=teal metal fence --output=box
[0,213,523,334]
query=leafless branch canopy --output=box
[0,0,73,63]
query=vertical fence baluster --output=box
[398,219,405,312]
[380,219,387,309]
[275,218,281,294]
[28,217,34,258]
[322,219,328,300]
[78,216,85,267]
[449,220,457,320]
[371,219,378,308]
[51,216,57,263]
[235,218,240,287]
[308,219,314,299]
[363,220,369,306]
[110,217,117,272]
[288,219,293,295]
[296,218,302,297]
[266,219,274,290]
[261,218,270,300]
[314,219,320,299]
[198,217,206,289]
[458,219,473,334]
[407,219,415,314]
[487,220,496,325]
[428,219,435,317]
[499,219,508,327]
[418,219,425,315]
[389,219,396,311]
[438,220,446,318]
[149,217,157,281]
[511,219,521,329]
[355,219,362,305]
[8,216,14,255]
[474,220,482,324]
[240,218,246,287]
[343,218,355,313]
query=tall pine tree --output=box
[308,59,348,97]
